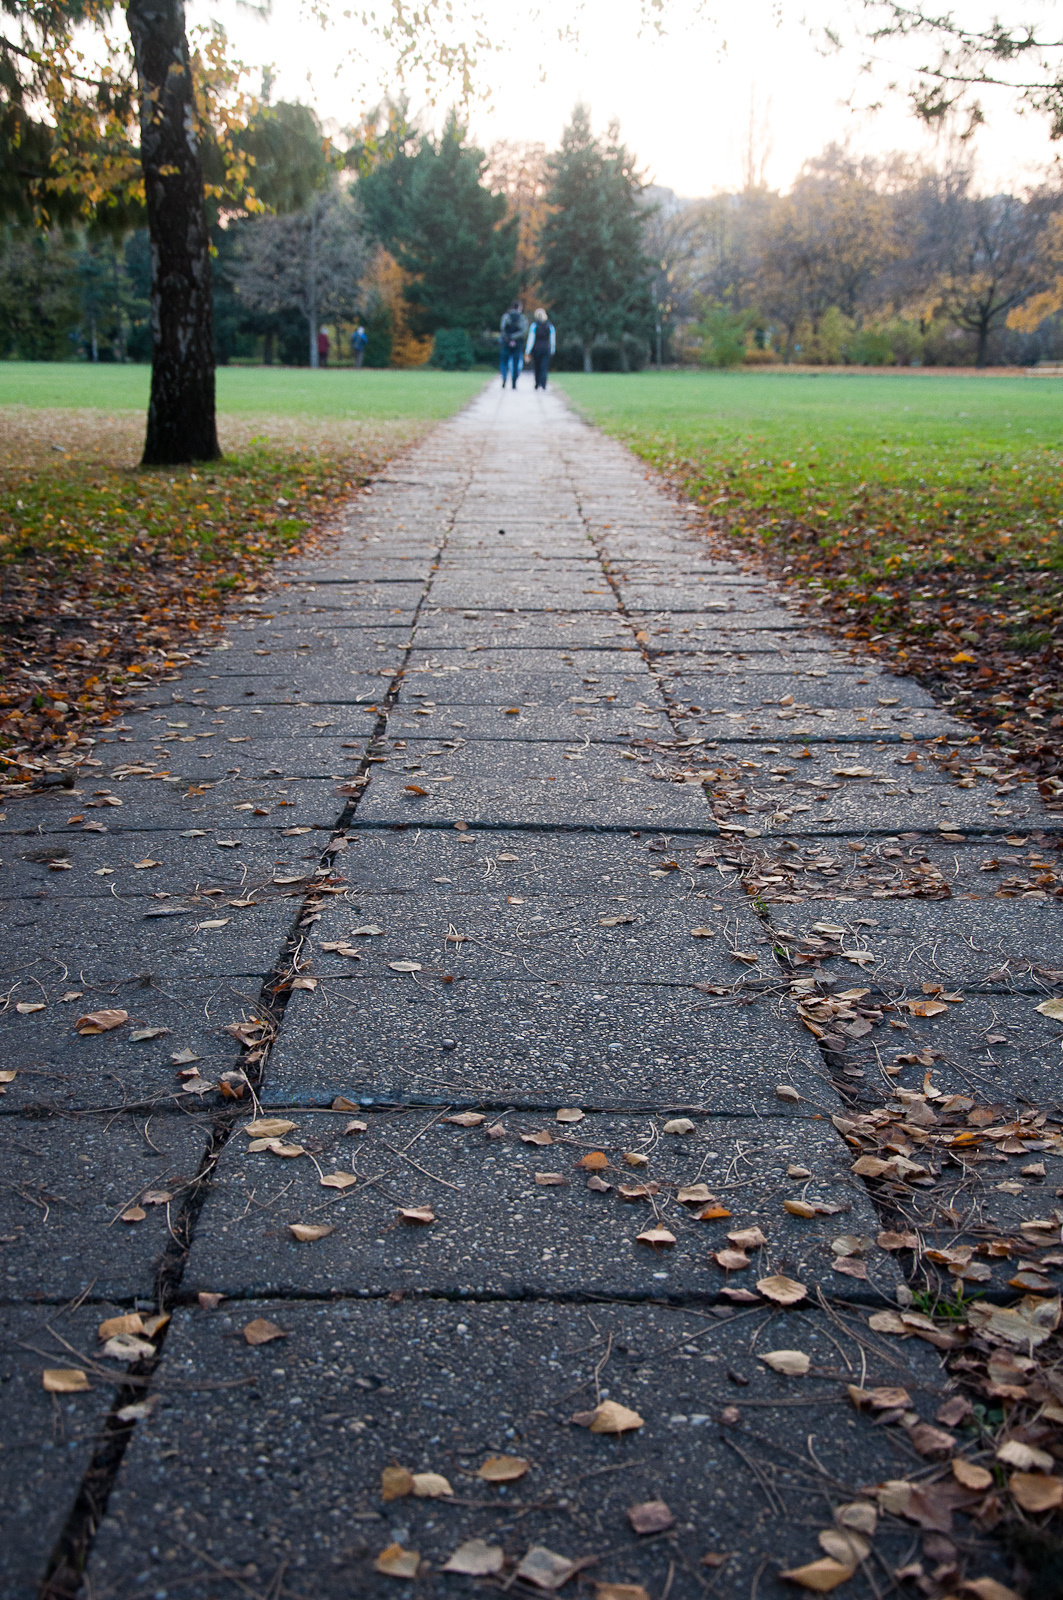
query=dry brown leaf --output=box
[596,1587,651,1600]
[758,1273,807,1305]
[714,1248,751,1271]
[16,1001,45,1014]
[556,1107,584,1123]
[344,1119,368,1134]
[478,1454,529,1482]
[589,1400,644,1434]
[728,1226,767,1249]
[878,1230,918,1250]
[398,1206,434,1224]
[1009,1472,1063,1512]
[832,1257,868,1281]
[534,1173,568,1187]
[998,1439,1054,1472]
[908,1422,955,1458]
[578,1151,610,1170]
[121,1206,146,1224]
[776,1085,800,1103]
[521,1130,553,1146]
[288,1222,334,1242]
[663,1118,695,1134]
[698,1204,731,1220]
[967,1294,1060,1349]
[906,999,948,1017]
[1035,998,1063,1021]
[627,1499,674,1534]
[759,1350,810,1376]
[43,1368,89,1393]
[623,1151,650,1167]
[242,1318,286,1347]
[388,961,422,973]
[515,1546,576,1591]
[958,1582,1023,1600]
[412,1471,453,1498]
[244,1118,297,1139]
[442,1540,505,1576]
[835,1504,876,1535]
[320,1172,357,1191]
[867,1310,908,1335]
[636,1226,676,1247]
[587,1174,612,1193]
[818,1529,869,1569]
[953,1459,993,1491]
[785,1200,818,1218]
[74,1007,128,1035]
[779,1557,854,1591]
[381,1465,414,1500]
[374,1543,419,1578]
[98,1313,144,1340]
[444,1112,484,1126]
[678,1183,712,1203]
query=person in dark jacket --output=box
[499,300,527,388]
[525,308,556,390]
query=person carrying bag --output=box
[499,300,527,389]
[525,309,556,390]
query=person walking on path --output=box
[317,327,330,368]
[499,300,527,389]
[526,308,556,390]
[351,324,368,368]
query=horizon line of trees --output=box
[5,97,1063,376]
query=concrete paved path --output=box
[2,383,1060,1599]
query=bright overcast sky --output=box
[194,0,1059,196]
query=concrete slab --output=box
[352,771,713,829]
[87,1297,955,1600]
[0,1109,210,1301]
[264,975,827,1113]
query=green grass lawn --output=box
[554,370,1063,570]
[0,362,488,420]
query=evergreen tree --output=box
[359,112,517,335]
[539,105,653,371]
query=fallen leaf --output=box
[443,1540,505,1576]
[288,1223,335,1242]
[878,1230,918,1250]
[959,1582,1023,1600]
[834,1504,876,1535]
[198,1292,224,1310]
[388,961,422,973]
[170,1047,202,1065]
[627,1499,674,1534]
[444,1112,484,1126]
[398,1206,434,1224]
[1009,1472,1063,1512]
[698,1204,731,1220]
[623,1151,650,1167]
[967,1294,1060,1350]
[320,1172,358,1191]
[374,1543,419,1578]
[678,1183,712,1203]
[689,926,715,938]
[121,1206,146,1223]
[289,976,316,990]
[243,1318,286,1346]
[776,1085,800,1103]
[1035,998,1063,1021]
[478,1454,529,1482]
[15,1001,45,1014]
[589,1400,643,1434]
[98,1313,144,1340]
[102,1332,156,1360]
[780,1557,854,1591]
[663,1118,695,1134]
[728,1226,768,1249]
[535,1172,569,1187]
[381,1466,414,1500]
[587,1174,612,1192]
[997,1439,1054,1472]
[556,1107,584,1123]
[74,1007,128,1035]
[818,1529,869,1569]
[848,1384,911,1410]
[714,1248,751,1270]
[350,924,385,936]
[412,1471,453,1498]
[908,1422,955,1458]
[636,1226,676,1247]
[129,1026,169,1041]
[521,1130,553,1146]
[344,1119,368,1134]
[906,1000,948,1017]
[43,1368,89,1393]
[759,1350,810,1376]
[785,1200,818,1218]
[515,1547,576,1590]
[596,1588,651,1600]
[579,1151,610,1170]
[758,1273,807,1305]
[243,1118,297,1139]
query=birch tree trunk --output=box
[126,0,220,464]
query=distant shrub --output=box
[430,328,474,370]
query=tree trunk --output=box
[263,328,275,365]
[582,336,593,374]
[126,0,220,464]
[976,319,990,368]
[308,204,319,369]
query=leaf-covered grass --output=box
[0,376,486,777]
[0,362,489,419]
[556,371,1063,778]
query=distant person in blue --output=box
[526,308,556,390]
[351,323,368,368]
[499,300,527,388]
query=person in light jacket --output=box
[525,308,556,390]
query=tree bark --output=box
[126,0,220,464]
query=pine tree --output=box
[359,113,517,335]
[539,105,653,372]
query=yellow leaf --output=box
[785,1200,818,1218]
[578,1151,610,1170]
[380,1466,413,1501]
[374,1543,419,1578]
[97,1313,144,1341]
[596,1586,651,1600]
[757,1273,807,1305]
[779,1557,854,1591]
[412,1471,453,1497]
[589,1400,644,1433]
[478,1454,529,1482]
[43,1368,89,1393]
[951,651,975,663]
